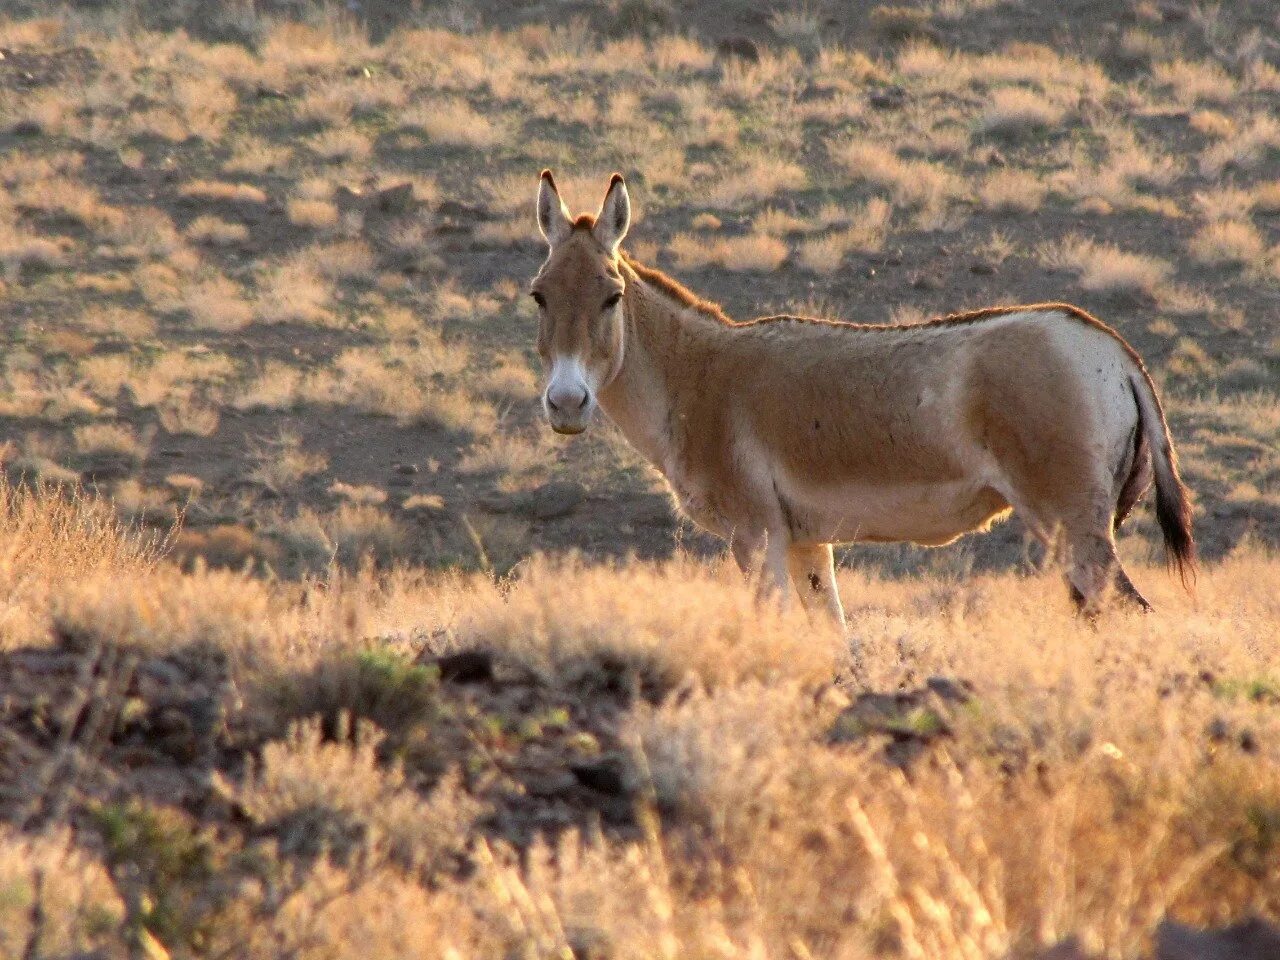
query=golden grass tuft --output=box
[976,86,1067,137]
[1041,235,1172,296]
[667,231,788,271]
[1188,220,1267,268]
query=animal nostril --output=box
[577,392,590,410]
[546,395,560,413]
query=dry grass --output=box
[1153,58,1237,105]
[668,231,788,271]
[978,168,1047,213]
[797,198,893,271]
[1041,235,1173,297]
[828,139,966,210]
[185,215,249,247]
[402,97,502,149]
[1188,220,1267,268]
[249,431,329,494]
[286,197,340,230]
[0,487,1276,956]
[976,86,1067,137]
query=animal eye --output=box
[602,292,622,311]
[530,291,546,309]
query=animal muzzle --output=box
[543,363,595,434]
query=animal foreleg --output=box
[786,542,845,627]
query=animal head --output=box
[529,170,630,435]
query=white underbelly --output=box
[785,478,1010,546]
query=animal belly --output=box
[789,480,1011,546]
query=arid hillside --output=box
[0,3,1279,958]
[0,1,1277,577]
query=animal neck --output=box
[596,256,720,470]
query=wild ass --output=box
[529,170,1195,623]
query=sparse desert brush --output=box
[125,350,236,409]
[237,718,476,871]
[1253,180,1280,214]
[256,262,331,325]
[828,138,965,208]
[183,274,255,331]
[456,432,547,478]
[1188,219,1266,268]
[329,482,387,506]
[474,217,537,248]
[308,127,373,163]
[751,207,806,237]
[0,481,163,644]
[1041,235,1172,297]
[978,167,1047,213]
[1189,109,1236,139]
[321,346,488,431]
[976,86,1067,138]
[1199,113,1280,175]
[473,354,539,402]
[650,33,714,72]
[111,477,175,525]
[402,98,503,149]
[871,4,934,40]
[704,154,806,208]
[259,21,365,74]
[11,176,121,230]
[232,361,303,411]
[668,231,787,272]
[1153,57,1237,105]
[1166,335,1219,381]
[1193,185,1255,221]
[72,421,147,465]
[223,139,293,176]
[158,393,221,437]
[0,225,64,278]
[797,197,892,271]
[185,214,249,247]
[101,206,183,258]
[297,239,377,283]
[287,197,340,230]
[249,431,328,494]
[767,3,825,53]
[327,503,405,567]
[451,555,846,694]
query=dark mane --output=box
[618,253,1144,361]
[619,251,734,324]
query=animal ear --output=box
[593,173,630,254]
[537,169,572,245]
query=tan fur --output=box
[529,174,1195,621]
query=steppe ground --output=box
[0,0,1278,957]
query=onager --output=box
[530,170,1195,623]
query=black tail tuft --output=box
[1129,375,1197,591]
[1154,452,1197,590]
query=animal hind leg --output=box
[1114,565,1153,612]
[1063,528,1121,618]
[731,530,793,610]
[786,542,845,627]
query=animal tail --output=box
[1128,372,1196,589]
